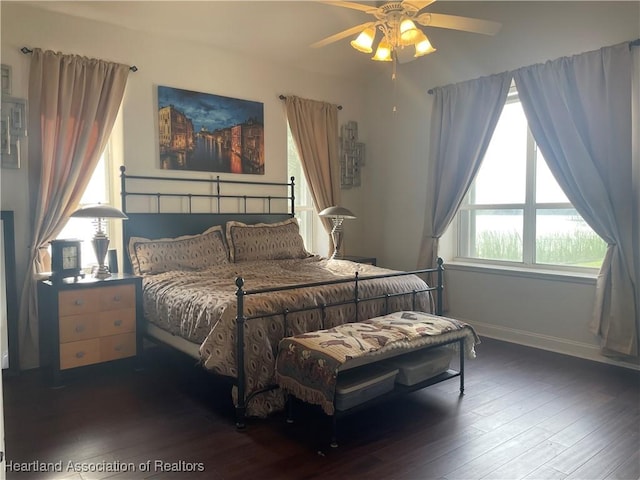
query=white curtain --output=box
[514,42,638,358]
[417,72,512,276]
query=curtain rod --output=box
[428,38,640,95]
[279,94,342,110]
[21,47,138,72]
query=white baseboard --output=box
[466,319,640,371]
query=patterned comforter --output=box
[141,256,432,416]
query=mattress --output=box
[335,365,399,411]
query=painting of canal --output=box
[158,86,264,174]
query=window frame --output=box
[454,89,603,275]
[286,127,324,254]
[55,143,114,271]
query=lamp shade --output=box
[414,33,436,57]
[319,206,356,219]
[70,204,128,219]
[399,19,421,45]
[350,26,376,53]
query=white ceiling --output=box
[22,0,502,80]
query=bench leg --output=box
[330,415,339,448]
[459,338,465,396]
[286,394,294,424]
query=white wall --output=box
[0,2,369,367]
[363,1,640,368]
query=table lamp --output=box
[319,206,356,259]
[70,204,128,278]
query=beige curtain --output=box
[18,49,130,368]
[514,42,638,358]
[417,73,512,273]
[284,96,341,245]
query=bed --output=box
[120,167,443,427]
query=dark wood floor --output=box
[3,338,639,480]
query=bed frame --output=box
[120,166,444,428]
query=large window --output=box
[456,89,606,270]
[56,148,111,270]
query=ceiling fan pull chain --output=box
[392,54,398,113]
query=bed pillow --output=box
[128,225,229,275]
[225,218,310,262]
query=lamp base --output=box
[93,265,112,279]
[92,233,111,279]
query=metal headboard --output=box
[119,166,296,273]
[120,166,295,215]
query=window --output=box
[456,89,606,271]
[56,148,111,270]
[287,127,319,253]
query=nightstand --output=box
[341,255,377,266]
[38,273,143,387]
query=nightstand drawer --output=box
[58,289,100,316]
[99,285,136,311]
[60,339,101,369]
[100,333,136,362]
[59,314,100,343]
[98,309,136,336]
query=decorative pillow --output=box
[225,218,310,262]
[128,225,229,275]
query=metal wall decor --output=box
[1,95,27,169]
[1,65,12,95]
[340,121,365,188]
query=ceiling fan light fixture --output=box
[399,18,421,45]
[350,26,376,53]
[414,36,436,57]
[372,39,393,61]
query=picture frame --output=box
[1,118,20,169]
[2,96,27,137]
[1,210,20,375]
[1,64,11,96]
[157,86,264,174]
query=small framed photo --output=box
[1,64,11,96]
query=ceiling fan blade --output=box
[402,0,437,12]
[318,1,378,13]
[311,22,376,48]
[417,13,502,35]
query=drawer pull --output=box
[114,344,123,351]
[75,351,85,359]
[114,319,123,327]
[113,295,122,302]
[74,325,85,333]
[74,299,84,306]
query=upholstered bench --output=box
[275,310,479,446]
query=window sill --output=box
[445,260,598,285]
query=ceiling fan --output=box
[312,1,502,63]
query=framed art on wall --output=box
[157,86,265,174]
